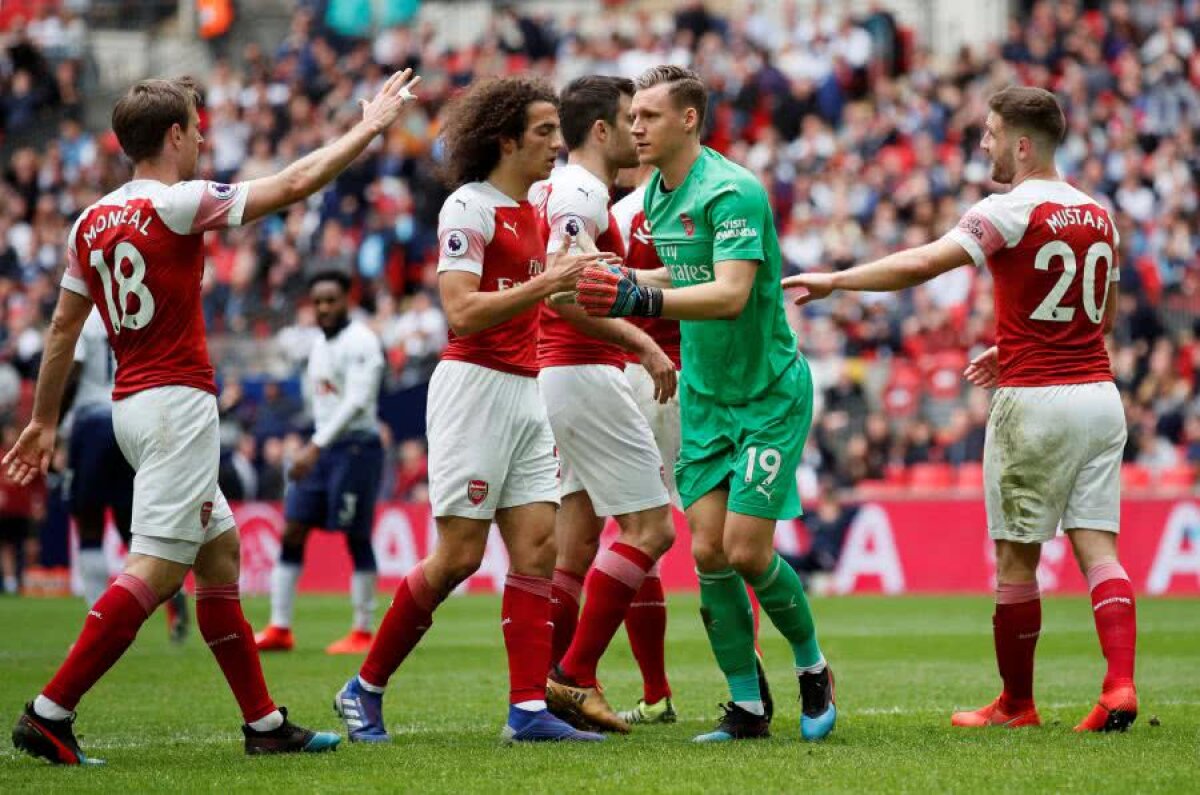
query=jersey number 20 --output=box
[91,242,156,333]
[1029,240,1113,325]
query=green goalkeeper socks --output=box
[748,553,824,670]
[698,568,761,705]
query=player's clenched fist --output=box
[577,265,664,318]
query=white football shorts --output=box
[539,364,669,516]
[111,385,236,565]
[984,381,1126,543]
[427,360,559,520]
[624,362,682,509]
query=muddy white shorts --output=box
[427,360,559,520]
[112,386,236,565]
[984,381,1126,543]
[539,364,670,517]
[624,363,682,509]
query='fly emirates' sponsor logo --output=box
[666,261,713,283]
[496,259,545,291]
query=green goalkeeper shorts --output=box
[675,356,813,520]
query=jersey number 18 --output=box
[90,242,156,333]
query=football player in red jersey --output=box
[6,68,420,764]
[529,76,678,733]
[784,86,1137,733]
[334,76,609,744]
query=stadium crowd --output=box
[1,0,1198,547]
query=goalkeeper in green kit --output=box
[575,65,835,743]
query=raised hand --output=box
[963,346,1000,389]
[360,68,422,134]
[781,272,837,306]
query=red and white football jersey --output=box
[612,185,681,368]
[529,164,627,370]
[437,181,547,377]
[61,179,248,400]
[945,179,1119,388]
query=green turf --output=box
[0,593,1196,793]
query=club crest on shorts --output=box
[200,501,213,528]
[679,213,695,236]
[467,479,489,505]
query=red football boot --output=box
[952,696,1041,728]
[325,629,374,655]
[254,625,295,652]
[1074,685,1137,733]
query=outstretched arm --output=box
[241,69,420,224]
[575,259,757,322]
[782,238,975,306]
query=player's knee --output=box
[281,522,308,550]
[437,544,486,588]
[511,527,556,576]
[691,532,727,572]
[726,539,772,579]
[347,532,377,572]
[194,531,241,586]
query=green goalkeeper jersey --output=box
[644,147,798,405]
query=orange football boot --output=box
[1074,684,1137,733]
[952,697,1041,728]
[325,629,374,655]
[254,625,295,652]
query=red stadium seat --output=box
[1157,465,1196,491]
[956,462,985,491]
[1120,465,1152,490]
[909,463,954,491]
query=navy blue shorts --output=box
[68,404,135,528]
[284,432,383,536]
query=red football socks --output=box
[625,563,671,703]
[550,568,583,665]
[42,573,158,710]
[196,583,277,723]
[502,573,553,704]
[1086,562,1137,690]
[560,542,654,688]
[993,581,1041,712]
[360,565,440,689]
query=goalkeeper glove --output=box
[577,265,663,318]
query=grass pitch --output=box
[0,593,1196,793]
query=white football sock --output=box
[248,709,284,731]
[78,548,108,607]
[796,655,827,676]
[513,700,547,713]
[357,675,385,694]
[33,694,71,721]
[734,700,765,716]
[268,562,301,629]
[351,571,377,632]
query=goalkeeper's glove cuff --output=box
[633,286,663,317]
